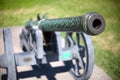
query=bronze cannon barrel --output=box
[26,12,105,35]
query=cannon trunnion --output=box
[0,12,105,80]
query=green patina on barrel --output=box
[40,16,84,32]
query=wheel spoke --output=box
[75,59,81,76]
[71,59,81,76]
[77,51,84,69]
[76,32,80,46]
[67,35,74,47]
[79,46,86,69]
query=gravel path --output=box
[0,27,112,80]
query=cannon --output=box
[0,12,105,80]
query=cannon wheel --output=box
[65,32,94,80]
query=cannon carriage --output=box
[0,12,105,80]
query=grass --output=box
[0,0,120,80]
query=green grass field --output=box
[0,0,120,80]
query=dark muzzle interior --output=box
[92,19,102,30]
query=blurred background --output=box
[0,0,120,80]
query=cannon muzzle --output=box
[25,12,105,36]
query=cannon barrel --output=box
[26,12,105,35]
